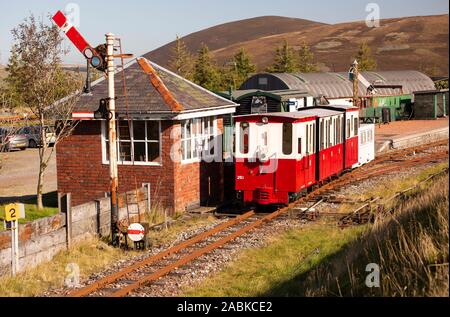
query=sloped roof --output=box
[218,89,311,102]
[74,58,236,116]
[240,71,436,98]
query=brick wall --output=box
[173,117,225,212]
[57,121,175,213]
[57,117,225,214]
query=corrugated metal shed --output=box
[240,71,436,98]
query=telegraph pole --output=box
[106,33,119,246]
[352,60,360,108]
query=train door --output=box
[304,122,315,186]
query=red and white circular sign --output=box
[127,223,145,242]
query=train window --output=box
[262,131,268,146]
[327,119,331,147]
[320,121,324,150]
[309,125,312,153]
[306,126,309,153]
[336,118,341,144]
[346,119,350,139]
[354,118,359,136]
[313,123,316,153]
[240,122,250,154]
[282,123,293,155]
[298,138,302,155]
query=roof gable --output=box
[73,58,236,116]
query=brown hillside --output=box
[145,16,325,65]
[147,14,449,77]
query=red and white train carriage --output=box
[235,106,363,206]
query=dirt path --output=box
[0,149,56,199]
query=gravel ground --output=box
[44,145,448,297]
[0,148,56,200]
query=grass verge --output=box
[0,237,136,297]
[0,192,59,231]
[0,214,218,297]
[185,162,449,297]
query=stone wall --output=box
[0,188,148,277]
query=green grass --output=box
[185,162,449,297]
[298,172,449,297]
[0,192,59,231]
[0,214,218,297]
[0,237,138,297]
[184,224,367,297]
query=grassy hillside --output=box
[147,14,449,77]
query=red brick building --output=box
[57,58,237,214]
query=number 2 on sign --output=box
[5,204,22,221]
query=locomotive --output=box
[234,105,375,206]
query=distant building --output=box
[413,89,449,119]
[240,71,436,122]
[57,58,237,214]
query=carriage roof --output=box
[234,108,342,123]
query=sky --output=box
[0,0,448,65]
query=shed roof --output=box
[240,71,436,98]
[218,89,311,102]
[74,58,237,117]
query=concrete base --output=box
[377,127,449,153]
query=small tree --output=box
[168,35,193,80]
[193,44,221,91]
[356,42,377,71]
[267,40,299,73]
[298,42,318,73]
[7,14,81,209]
[1,47,24,109]
[227,49,256,89]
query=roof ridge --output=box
[137,57,184,112]
[149,60,238,105]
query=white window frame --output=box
[181,116,218,164]
[101,120,162,166]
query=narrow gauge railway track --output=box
[69,142,448,297]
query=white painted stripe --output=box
[72,112,94,120]
[173,107,236,120]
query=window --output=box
[240,122,250,154]
[258,77,268,86]
[104,120,161,165]
[336,118,340,144]
[182,117,217,162]
[346,119,351,139]
[298,138,302,155]
[261,131,268,146]
[327,120,331,148]
[354,117,359,136]
[282,123,293,155]
[312,123,316,153]
[306,126,309,154]
[320,121,325,150]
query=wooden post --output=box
[59,193,72,249]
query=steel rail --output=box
[70,142,448,297]
[110,208,287,297]
[69,210,255,297]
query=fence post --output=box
[141,183,152,214]
[59,193,72,249]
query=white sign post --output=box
[5,203,25,276]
